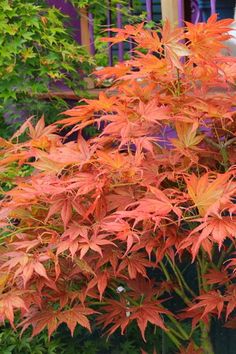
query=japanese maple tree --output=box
[0,15,236,353]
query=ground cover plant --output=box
[0,15,236,353]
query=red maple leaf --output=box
[0,292,28,327]
[117,252,152,279]
[1,251,50,287]
[204,267,231,286]
[20,305,96,337]
[98,297,169,341]
[57,223,115,259]
[188,290,225,319]
[185,214,236,260]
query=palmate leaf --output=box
[224,285,236,320]
[204,267,231,286]
[179,306,211,330]
[98,298,170,341]
[86,270,110,301]
[32,141,91,172]
[1,251,50,287]
[117,252,152,279]
[130,301,170,341]
[59,92,118,128]
[46,196,72,228]
[180,214,236,260]
[78,232,115,259]
[171,122,204,158]
[101,217,141,255]
[186,172,235,217]
[94,63,130,81]
[100,22,145,45]
[0,15,236,348]
[159,19,189,69]
[185,285,236,329]
[187,291,225,319]
[185,15,234,60]
[192,215,236,245]
[96,150,131,171]
[105,187,136,212]
[11,116,58,142]
[136,100,171,124]
[124,53,171,82]
[114,185,182,232]
[0,292,28,326]
[20,306,96,337]
[57,222,115,259]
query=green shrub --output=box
[0,0,94,135]
[0,0,92,102]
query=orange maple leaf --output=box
[186,172,235,217]
[186,14,234,61]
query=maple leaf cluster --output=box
[0,15,236,351]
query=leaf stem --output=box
[197,252,209,292]
[217,242,235,268]
[160,261,191,305]
[165,330,181,349]
[166,255,197,298]
[166,314,189,340]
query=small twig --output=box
[224,137,236,147]
[204,137,219,149]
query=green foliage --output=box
[0,325,61,354]
[71,0,144,21]
[0,0,147,132]
[0,0,92,101]
[0,117,14,140]
[0,321,179,354]
[71,0,146,66]
[0,0,94,135]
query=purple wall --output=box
[46,0,81,44]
